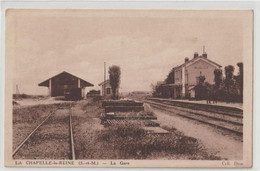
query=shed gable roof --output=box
[38,71,94,87]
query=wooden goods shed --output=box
[38,71,94,100]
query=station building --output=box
[162,52,221,99]
[98,79,119,97]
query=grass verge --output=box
[77,121,221,160]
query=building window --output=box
[107,88,111,94]
[175,69,182,83]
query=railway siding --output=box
[13,104,74,160]
[13,104,59,151]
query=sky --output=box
[6,9,247,95]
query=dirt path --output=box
[152,107,243,160]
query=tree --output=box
[224,65,235,102]
[165,68,175,84]
[195,75,206,100]
[214,69,223,88]
[237,62,243,101]
[109,65,121,99]
[151,81,164,97]
[213,69,223,103]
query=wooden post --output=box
[78,78,82,98]
[104,62,106,97]
[182,67,185,97]
[78,78,80,88]
[82,88,85,99]
[49,79,52,96]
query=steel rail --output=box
[12,109,55,157]
[69,104,76,160]
[13,103,76,159]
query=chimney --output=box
[185,57,189,63]
[194,52,199,58]
[202,46,207,58]
[202,52,207,58]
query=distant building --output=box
[163,52,221,99]
[38,71,94,100]
[98,80,119,97]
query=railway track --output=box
[144,99,243,136]
[13,103,76,160]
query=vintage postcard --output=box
[4,9,253,167]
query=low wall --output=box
[102,100,143,107]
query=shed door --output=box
[52,86,65,97]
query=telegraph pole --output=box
[104,62,106,97]
[16,84,20,95]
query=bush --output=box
[13,101,20,106]
[98,122,202,159]
[13,94,46,100]
[13,94,30,99]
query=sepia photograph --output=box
[4,9,253,167]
